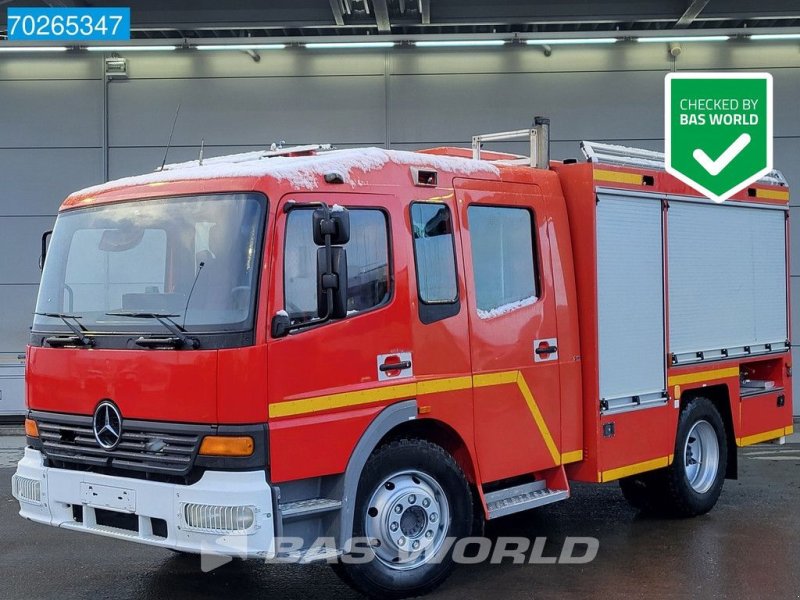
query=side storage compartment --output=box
[738,357,794,444]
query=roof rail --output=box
[161,144,333,171]
[580,140,787,187]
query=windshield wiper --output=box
[105,311,200,349]
[35,312,94,347]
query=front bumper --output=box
[12,448,276,558]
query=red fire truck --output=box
[13,120,793,598]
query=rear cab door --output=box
[455,179,562,483]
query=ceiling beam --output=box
[328,0,345,26]
[372,0,391,32]
[675,0,711,27]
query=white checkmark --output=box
[692,133,751,176]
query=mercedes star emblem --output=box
[92,401,123,450]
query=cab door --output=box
[266,192,413,483]
[455,179,562,484]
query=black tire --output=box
[333,438,473,599]
[627,397,728,517]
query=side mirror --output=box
[317,247,348,319]
[313,206,350,246]
[271,311,291,338]
[39,230,53,271]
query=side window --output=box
[467,206,538,319]
[410,202,460,324]
[284,208,391,324]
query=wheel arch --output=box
[680,383,737,479]
[337,400,482,551]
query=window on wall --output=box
[410,202,460,324]
[284,208,391,324]
[467,205,538,319]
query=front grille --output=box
[32,410,211,478]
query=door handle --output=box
[379,360,412,372]
[535,344,558,355]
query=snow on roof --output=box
[68,147,501,199]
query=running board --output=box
[279,498,342,522]
[484,481,569,520]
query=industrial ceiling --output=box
[0,0,799,41]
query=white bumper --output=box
[12,448,276,558]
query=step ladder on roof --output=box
[580,140,788,187]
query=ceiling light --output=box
[637,36,730,43]
[0,46,68,52]
[415,40,506,47]
[750,33,800,40]
[196,44,286,51]
[86,45,177,52]
[525,38,617,45]
[305,41,395,49]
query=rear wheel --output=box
[619,397,728,517]
[333,438,473,599]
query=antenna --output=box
[181,261,205,330]
[198,138,205,166]
[159,103,181,171]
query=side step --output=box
[279,498,342,522]
[484,481,569,520]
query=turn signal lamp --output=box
[198,435,254,457]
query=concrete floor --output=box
[0,432,798,600]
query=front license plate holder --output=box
[80,482,136,512]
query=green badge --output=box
[665,73,773,203]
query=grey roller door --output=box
[668,200,788,361]
[596,192,666,408]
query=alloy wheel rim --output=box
[364,469,450,570]
[683,419,720,494]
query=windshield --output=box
[34,193,265,334]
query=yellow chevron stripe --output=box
[416,376,473,395]
[560,449,584,464]
[736,427,789,447]
[600,455,672,482]
[515,372,560,465]
[667,366,739,387]
[473,371,518,387]
[269,369,563,466]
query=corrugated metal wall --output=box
[0,41,798,415]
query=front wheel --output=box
[333,438,473,599]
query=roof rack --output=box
[580,140,787,187]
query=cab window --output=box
[284,208,390,323]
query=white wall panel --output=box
[0,285,38,353]
[0,149,103,216]
[0,217,56,285]
[108,76,386,147]
[0,80,103,148]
